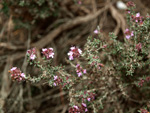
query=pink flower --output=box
[136,13,140,18]
[94,29,99,34]
[126,1,135,7]
[138,79,145,87]
[126,9,131,14]
[73,105,79,110]
[53,75,63,86]
[76,64,86,77]
[87,98,91,101]
[77,72,82,77]
[82,103,87,107]
[69,105,80,113]
[139,108,149,113]
[11,67,17,71]
[103,45,107,48]
[85,108,88,112]
[136,43,142,52]
[21,73,25,78]
[9,67,25,81]
[53,83,57,86]
[131,13,144,25]
[54,75,58,80]
[78,1,82,4]
[69,104,88,113]
[30,54,36,60]
[83,69,86,74]
[124,29,134,39]
[27,48,36,60]
[81,103,88,112]
[42,48,54,59]
[68,46,82,60]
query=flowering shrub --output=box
[9,1,150,112]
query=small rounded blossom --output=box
[103,44,107,48]
[9,67,25,81]
[82,103,87,107]
[27,48,36,60]
[68,46,82,60]
[136,43,142,52]
[73,105,79,110]
[124,29,134,39]
[94,29,99,34]
[81,103,88,112]
[126,9,131,14]
[76,64,86,77]
[54,75,58,80]
[21,73,25,78]
[11,67,17,71]
[30,54,36,60]
[42,48,54,59]
[87,98,91,101]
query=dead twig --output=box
[32,4,110,48]
[109,5,126,36]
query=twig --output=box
[32,4,110,48]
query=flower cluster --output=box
[80,91,96,102]
[126,1,135,7]
[131,13,144,25]
[136,43,142,52]
[9,67,25,81]
[68,47,82,60]
[69,103,88,113]
[69,105,80,113]
[27,48,36,60]
[81,103,88,112]
[84,92,96,102]
[53,75,63,86]
[90,56,104,70]
[138,77,150,87]
[61,76,71,88]
[139,108,149,113]
[76,64,86,77]
[124,28,134,39]
[42,48,54,59]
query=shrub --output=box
[9,1,150,112]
